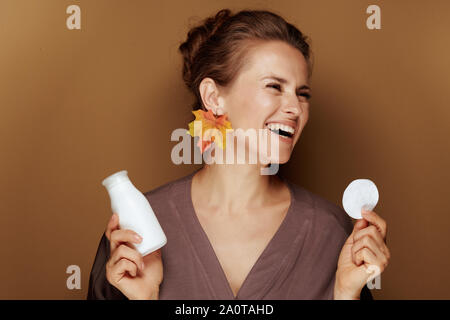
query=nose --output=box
[281,93,302,118]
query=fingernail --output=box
[135,234,142,242]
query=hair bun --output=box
[178,9,232,89]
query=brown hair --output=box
[178,8,313,111]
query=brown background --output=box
[1,0,449,299]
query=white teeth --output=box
[266,123,295,134]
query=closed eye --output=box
[267,83,311,100]
[298,93,311,100]
[267,83,282,91]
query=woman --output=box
[87,8,390,300]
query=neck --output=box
[193,163,282,212]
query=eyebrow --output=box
[261,75,311,91]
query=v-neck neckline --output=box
[183,168,300,300]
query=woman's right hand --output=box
[105,213,163,300]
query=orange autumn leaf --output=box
[197,139,213,154]
[187,109,233,153]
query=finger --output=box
[144,248,162,262]
[111,258,138,282]
[355,247,377,266]
[355,247,388,273]
[110,244,145,272]
[345,219,368,246]
[349,218,369,238]
[352,235,385,265]
[353,242,377,267]
[353,225,389,257]
[361,210,387,239]
[105,213,119,241]
[110,228,143,253]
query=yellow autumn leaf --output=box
[187,109,233,153]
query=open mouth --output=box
[265,123,295,138]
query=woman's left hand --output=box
[334,209,390,299]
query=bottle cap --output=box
[102,170,129,189]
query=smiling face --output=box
[220,40,311,164]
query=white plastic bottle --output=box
[102,170,167,256]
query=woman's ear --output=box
[215,97,225,115]
[199,77,226,115]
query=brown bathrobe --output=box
[87,169,373,300]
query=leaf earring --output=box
[187,109,233,154]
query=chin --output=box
[279,155,291,164]
[274,150,293,164]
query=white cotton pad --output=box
[342,179,379,219]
